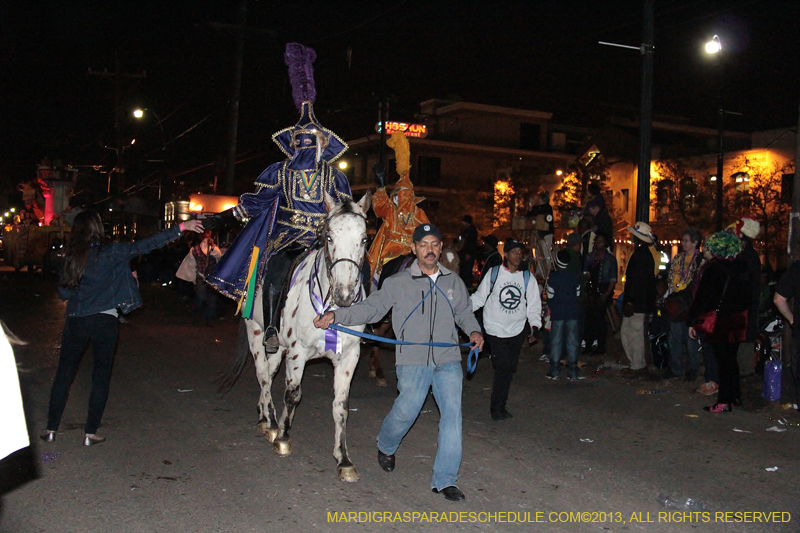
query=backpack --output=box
[488,265,530,301]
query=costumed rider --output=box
[204,43,352,353]
[367,130,429,284]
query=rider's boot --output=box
[263,284,280,353]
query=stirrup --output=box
[263,326,279,353]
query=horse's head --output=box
[322,191,371,307]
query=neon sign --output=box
[375,121,428,138]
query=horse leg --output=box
[368,322,389,387]
[273,349,306,457]
[332,352,360,482]
[246,318,281,443]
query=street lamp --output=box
[706,34,725,230]
[133,108,166,151]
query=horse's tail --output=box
[216,318,251,394]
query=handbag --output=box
[664,288,693,322]
[694,276,729,337]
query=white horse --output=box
[221,191,370,482]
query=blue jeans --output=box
[194,278,218,323]
[549,319,580,378]
[668,321,699,375]
[377,361,462,490]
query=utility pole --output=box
[225,0,246,196]
[208,2,274,195]
[790,97,800,258]
[88,53,146,195]
[598,0,654,225]
[714,61,725,231]
[635,0,654,225]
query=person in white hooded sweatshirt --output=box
[471,240,542,421]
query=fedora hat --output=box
[626,221,654,243]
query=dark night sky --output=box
[1,0,797,196]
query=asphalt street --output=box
[1,270,798,533]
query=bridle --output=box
[311,210,366,311]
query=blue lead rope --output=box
[327,323,482,377]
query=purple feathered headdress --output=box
[284,43,317,111]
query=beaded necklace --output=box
[671,250,698,291]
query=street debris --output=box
[658,494,709,512]
[732,428,752,433]
[636,389,669,394]
[685,414,699,418]
[765,466,779,472]
[579,438,594,443]
[766,426,787,433]
[41,452,61,463]
[177,389,193,393]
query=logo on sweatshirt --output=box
[499,285,522,311]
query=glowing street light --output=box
[705,35,721,54]
[133,108,166,150]
[338,161,348,170]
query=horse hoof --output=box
[260,426,278,443]
[368,369,377,378]
[338,465,359,482]
[375,377,387,387]
[273,438,292,456]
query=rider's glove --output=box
[202,208,238,231]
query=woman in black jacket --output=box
[41,210,203,446]
[687,232,750,413]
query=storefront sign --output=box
[375,121,428,138]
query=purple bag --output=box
[762,360,782,402]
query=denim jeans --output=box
[549,319,580,378]
[377,361,462,490]
[194,278,218,323]
[698,337,719,383]
[47,314,119,434]
[668,321,699,375]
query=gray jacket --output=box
[333,260,481,366]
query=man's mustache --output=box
[425,253,436,259]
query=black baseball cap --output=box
[412,223,442,242]
[504,240,525,253]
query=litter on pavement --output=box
[766,426,787,432]
[41,452,61,463]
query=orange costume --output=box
[367,131,429,280]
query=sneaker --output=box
[545,373,559,380]
[696,382,719,396]
[539,353,550,361]
[703,402,732,413]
